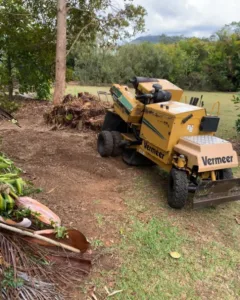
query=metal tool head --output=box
[193,178,240,208]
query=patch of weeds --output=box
[124,198,147,213]
[232,166,240,177]
[13,208,32,220]
[93,199,101,205]
[2,268,24,289]
[51,220,69,239]
[22,184,43,196]
[91,239,104,249]
[0,96,20,113]
[95,213,105,227]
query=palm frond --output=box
[0,231,91,299]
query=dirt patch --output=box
[0,101,131,276]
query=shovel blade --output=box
[193,178,240,208]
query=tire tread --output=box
[111,131,122,157]
[168,168,188,209]
[97,131,113,157]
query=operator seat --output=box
[152,84,172,103]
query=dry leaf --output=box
[169,251,181,259]
[104,286,123,297]
[108,290,123,297]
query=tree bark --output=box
[53,0,67,105]
[7,55,13,100]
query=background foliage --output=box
[72,22,240,92]
[1,0,240,96]
[0,0,146,99]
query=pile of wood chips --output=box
[44,92,112,131]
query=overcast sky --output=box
[132,0,240,37]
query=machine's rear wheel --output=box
[111,131,123,157]
[97,131,113,157]
[218,168,233,180]
[168,168,188,209]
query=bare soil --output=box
[0,100,133,296]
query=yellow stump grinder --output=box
[97,77,240,209]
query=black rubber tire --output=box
[97,131,113,157]
[111,131,123,157]
[102,111,128,132]
[218,168,233,180]
[168,168,188,209]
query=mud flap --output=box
[193,178,240,208]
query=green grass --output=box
[66,85,238,139]
[183,91,237,139]
[92,172,240,299]
[114,218,239,300]
[65,85,110,97]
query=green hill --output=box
[131,34,186,44]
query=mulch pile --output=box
[44,93,112,131]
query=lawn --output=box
[90,168,240,299]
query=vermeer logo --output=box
[143,141,164,159]
[202,156,233,166]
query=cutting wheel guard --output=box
[193,178,240,208]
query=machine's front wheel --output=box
[97,131,113,157]
[168,168,188,209]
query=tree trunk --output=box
[7,55,13,100]
[53,0,67,105]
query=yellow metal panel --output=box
[113,102,129,123]
[147,101,204,116]
[174,136,239,172]
[139,101,206,163]
[140,107,175,153]
[111,84,144,124]
[137,143,172,172]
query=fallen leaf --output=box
[169,251,181,259]
[108,290,123,297]
[235,218,240,225]
[104,286,123,297]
